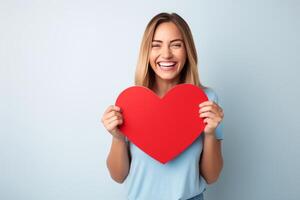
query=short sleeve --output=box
[203,87,224,140]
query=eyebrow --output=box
[152,39,183,43]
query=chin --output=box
[157,74,180,81]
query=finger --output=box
[113,105,121,112]
[204,115,222,124]
[199,104,223,115]
[204,118,218,127]
[103,110,122,121]
[200,108,223,119]
[110,118,123,128]
[104,105,114,114]
[102,105,122,122]
[219,107,224,118]
[199,101,215,107]
[220,110,224,118]
[199,111,216,119]
[199,101,221,112]
[104,105,121,115]
[200,112,222,123]
[199,105,217,114]
[219,106,223,113]
[106,120,122,131]
[103,115,119,126]
[216,105,223,114]
[107,115,122,125]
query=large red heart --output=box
[115,83,208,164]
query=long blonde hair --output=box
[134,12,206,89]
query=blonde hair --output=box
[134,12,206,89]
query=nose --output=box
[161,46,173,59]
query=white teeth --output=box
[158,62,177,72]
[158,62,176,67]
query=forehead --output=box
[152,22,183,41]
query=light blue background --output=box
[1,0,299,199]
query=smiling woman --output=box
[135,13,202,93]
[101,12,224,200]
[149,22,187,95]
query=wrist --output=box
[113,137,126,143]
[111,131,126,142]
[204,131,217,139]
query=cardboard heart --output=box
[115,83,208,164]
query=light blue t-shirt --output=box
[124,87,224,200]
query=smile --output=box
[157,61,177,71]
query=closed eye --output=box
[151,43,161,48]
[171,43,182,48]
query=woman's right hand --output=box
[101,105,125,141]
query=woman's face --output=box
[149,22,187,82]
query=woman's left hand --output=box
[199,101,224,136]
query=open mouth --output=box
[157,61,177,71]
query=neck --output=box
[152,76,180,97]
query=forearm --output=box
[200,133,223,184]
[106,136,130,183]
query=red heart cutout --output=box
[115,83,208,164]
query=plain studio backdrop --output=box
[1,0,299,199]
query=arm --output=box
[101,105,131,183]
[200,133,223,184]
[106,135,131,183]
[198,100,224,184]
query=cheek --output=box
[149,52,158,68]
[149,58,155,69]
[181,50,187,61]
[175,49,187,61]
[177,52,187,67]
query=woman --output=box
[101,12,224,200]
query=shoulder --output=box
[202,86,219,103]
